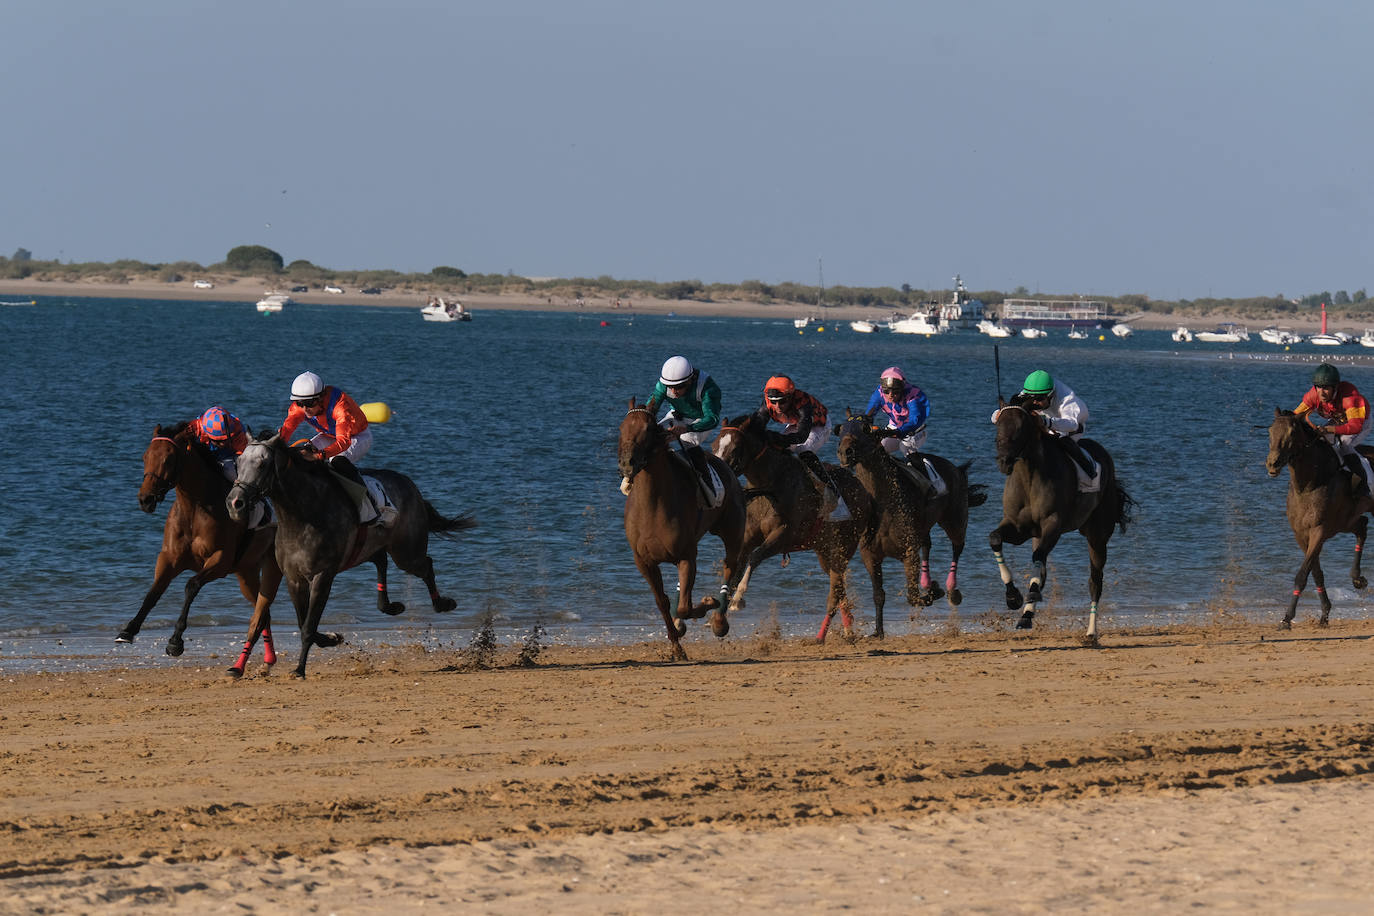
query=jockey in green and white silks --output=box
[636,356,722,502]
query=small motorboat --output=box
[421,297,472,322]
[888,311,944,335]
[1307,333,1343,346]
[1359,329,1374,348]
[1067,326,1089,340]
[1172,326,1194,343]
[255,292,291,313]
[1194,323,1249,343]
[1019,327,1048,339]
[849,319,879,333]
[977,319,1013,338]
[1110,323,1133,338]
[1259,326,1302,345]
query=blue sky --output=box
[5,0,1371,299]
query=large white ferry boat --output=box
[996,298,1115,329]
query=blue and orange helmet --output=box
[198,406,231,440]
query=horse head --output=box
[834,407,883,469]
[1266,407,1320,478]
[138,423,185,512]
[227,432,285,521]
[994,404,1041,475]
[713,413,768,474]
[617,397,663,483]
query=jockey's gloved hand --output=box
[1040,414,1054,430]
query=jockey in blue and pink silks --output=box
[864,366,930,464]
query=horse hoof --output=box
[165,641,184,657]
[114,631,135,643]
[1015,613,1034,630]
[710,613,729,638]
[1355,576,1369,590]
[435,597,457,614]
[1279,619,1293,631]
[380,601,406,616]
[674,620,687,638]
[1005,591,1023,611]
[227,665,244,679]
[1319,617,1331,628]
[948,588,963,606]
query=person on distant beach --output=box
[639,355,722,502]
[1296,362,1372,496]
[993,369,1096,478]
[865,366,930,464]
[755,375,847,519]
[278,371,378,517]
[189,406,250,481]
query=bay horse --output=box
[834,409,987,637]
[121,423,281,672]
[989,400,1133,644]
[618,398,746,661]
[714,412,877,642]
[1265,408,1373,627]
[227,432,475,678]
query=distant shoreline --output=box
[0,276,1363,333]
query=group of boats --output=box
[1172,305,1365,347]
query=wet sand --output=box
[4,620,1374,912]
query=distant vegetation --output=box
[2,245,1368,322]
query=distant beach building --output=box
[997,298,1115,329]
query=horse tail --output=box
[956,460,990,508]
[1114,483,1136,533]
[424,500,477,538]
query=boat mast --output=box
[817,257,825,312]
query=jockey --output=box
[279,371,380,517]
[1296,363,1372,497]
[996,369,1096,478]
[755,375,847,519]
[865,366,930,462]
[190,406,250,481]
[646,355,722,501]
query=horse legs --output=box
[291,573,343,678]
[814,547,853,643]
[731,528,790,613]
[914,531,944,607]
[636,556,688,660]
[117,552,183,643]
[861,544,886,638]
[1350,516,1369,593]
[231,562,281,678]
[1017,531,1062,630]
[990,522,1029,615]
[166,551,232,656]
[1283,532,1329,630]
[1085,538,1108,647]
[372,551,406,616]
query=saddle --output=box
[1055,438,1101,493]
[670,449,725,509]
[890,454,947,497]
[328,468,398,526]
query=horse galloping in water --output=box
[619,398,746,660]
[227,432,475,677]
[122,423,281,674]
[834,409,987,637]
[989,400,1133,645]
[1266,408,1374,627]
[714,412,877,642]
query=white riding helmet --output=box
[659,356,694,388]
[291,371,324,401]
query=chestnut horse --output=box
[834,410,987,637]
[989,400,1133,644]
[121,423,281,673]
[1265,408,1373,627]
[227,433,475,678]
[714,412,877,642]
[618,398,746,660]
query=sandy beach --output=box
[4,621,1374,912]
[0,275,1354,333]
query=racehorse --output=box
[619,398,746,660]
[989,400,1133,644]
[226,432,475,678]
[834,409,987,637]
[1266,408,1373,627]
[714,412,877,642]
[121,423,281,673]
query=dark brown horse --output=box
[1265,408,1373,627]
[714,412,877,641]
[121,423,281,673]
[618,398,746,660]
[834,410,987,637]
[227,433,475,678]
[989,401,1133,644]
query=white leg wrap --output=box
[994,551,1013,585]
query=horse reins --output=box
[142,435,182,500]
[718,424,770,474]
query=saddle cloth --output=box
[1071,452,1102,493]
[362,475,399,525]
[894,455,948,497]
[669,451,725,509]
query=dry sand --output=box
[4,621,1374,913]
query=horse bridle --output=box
[717,423,770,474]
[621,405,665,480]
[229,443,275,508]
[141,436,182,503]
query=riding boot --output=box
[798,451,848,520]
[684,444,717,501]
[1342,454,1370,498]
[328,455,381,523]
[1062,438,1097,478]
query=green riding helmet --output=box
[1313,363,1341,388]
[1021,369,1055,396]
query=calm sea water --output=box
[3,296,1373,669]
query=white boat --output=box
[934,275,987,331]
[1172,326,1194,342]
[1194,323,1249,343]
[1111,323,1134,338]
[1308,333,1343,346]
[421,297,472,322]
[1020,327,1048,339]
[1066,326,1089,340]
[889,311,945,335]
[977,319,1013,338]
[793,316,812,329]
[255,292,291,313]
[849,319,879,333]
[1259,326,1302,345]
[1359,329,1374,348]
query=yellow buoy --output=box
[361,402,391,423]
[1098,334,1105,341]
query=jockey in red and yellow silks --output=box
[1296,362,1372,496]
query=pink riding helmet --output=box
[879,366,906,382]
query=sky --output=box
[5,0,1372,300]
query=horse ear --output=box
[844,407,854,419]
[831,422,842,436]
[628,396,637,411]
[153,424,164,438]
[1274,406,1282,418]
[1000,396,1009,409]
